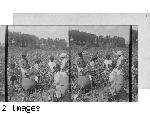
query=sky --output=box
[8,26,69,43]
[7,25,138,45]
[0,26,6,44]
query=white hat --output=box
[60,53,66,58]
[116,51,122,56]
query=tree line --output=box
[8,30,68,50]
[7,29,138,49]
[69,29,138,48]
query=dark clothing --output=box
[76,57,86,68]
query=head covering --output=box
[49,55,54,61]
[10,63,15,69]
[22,51,27,56]
[106,54,110,59]
[92,55,98,61]
[60,53,66,58]
[35,58,41,64]
[78,51,83,57]
[116,51,122,56]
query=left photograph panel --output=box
[7,26,70,102]
[0,26,5,102]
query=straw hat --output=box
[60,53,67,58]
[116,51,122,56]
[22,51,27,56]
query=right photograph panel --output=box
[69,25,135,102]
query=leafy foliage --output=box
[69,30,127,48]
[70,45,131,102]
[8,31,68,50]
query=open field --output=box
[8,47,69,102]
[7,45,138,102]
[70,45,130,102]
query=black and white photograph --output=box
[6,25,138,102]
[7,26,70,102]
[0,26,5,102]
[69,25,137,102]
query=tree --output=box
[69,30,126,48]
[8,30,67,50]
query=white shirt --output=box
[90,61,95,69]
[109,68,123,82]
[54,72,62,84]
[34,63,39,70]
[60,58,67,71]
[20,68,27,76]
[54,71,68,83]
[116,55,124,67]
[35,76,38,82]
[104,60,112,68]
[109,68,117,82]
[48,61,56,72]
[54,71,69,99]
